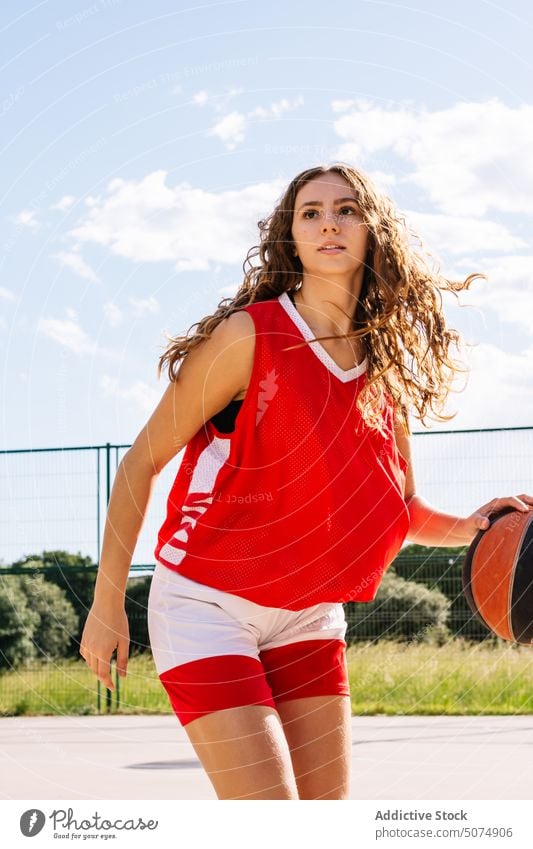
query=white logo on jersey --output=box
[256,369,279,425]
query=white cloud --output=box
[53,250,100,282]
[213,87,243,113]
[332,98,533,216]
[85,195,103,208]
[218,283,240,298]
[103,302,123,327]
[15,209,40,230]
[452,255,533,331]
[100,375,162,415]
[194,87,244,111]
[405,211,526,257]
[128,295,159,317]
[208,96,304,150]
[193,89,209,106]
[51,195,76,211]
[331,99,356,113]
[249,96,304,120]
[103,297,158,327]
[208,110,246,150]
[365,170,397,189]
[434,342,533,430]
[0,287,15,301]
[38,316,98,355]
[67,170,286,272]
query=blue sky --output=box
[2,1,533,565]
[2,0,533,451]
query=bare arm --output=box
[394,418,533,546]
[80,309,255,689]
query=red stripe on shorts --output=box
[260,638,350,702]
[159,654,276,726]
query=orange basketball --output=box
[462,507,533,645]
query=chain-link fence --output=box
[1,426,532,714]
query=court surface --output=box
[1,715,532,800]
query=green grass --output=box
[0,654,169,716]
[347,639,533,715]
[1,640,533,716]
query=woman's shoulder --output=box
[239,293,280,312]
[214,307,255,346]
[237,294,283,329]
[216,295,282,347]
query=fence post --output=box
[104,442,113,712]
[96,447,101,573]
[105,442,111,506]
[106,662,113,713]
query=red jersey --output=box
[154,292,410,610]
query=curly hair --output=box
[157,162,486,436]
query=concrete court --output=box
[1,714,532,800]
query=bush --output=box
[392,544,487,640]
[18,574,79,660]
[7,551,154,657]
[9,551,97,655]
[0,577,40,669]
[0,575,79,669]
[125,576,151,654]
[10,551,97,618]
[345,570,451,643]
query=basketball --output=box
[463,507,533,645]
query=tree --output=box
[0,578,40,669]
[18,574,79,660]
[10,551,97,654]
[345,569,451,643]
[9,551,155,657]
[392,543,487,640]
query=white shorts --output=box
[147,561,350,725]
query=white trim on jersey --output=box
[278,291,368,383]
[158,436,231,566]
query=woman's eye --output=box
[302,207,358,219]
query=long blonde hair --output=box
[158,163,485,435]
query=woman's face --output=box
[290,172,369,283]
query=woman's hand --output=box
[462,493,533,542]
[79,604,130,691]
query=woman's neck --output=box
[291,284,357,338]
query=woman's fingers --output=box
[116,638,129,678]
[80,644,117,690]
[481,495,533,517]
[96,657,115,691]
[79,607,129,687]
[474,495,533,532]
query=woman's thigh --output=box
[276,695,352,800]
[184,704,299,800]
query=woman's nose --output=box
[321,210,340,230]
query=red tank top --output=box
[154,292,410,609]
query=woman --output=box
[80,163,533,800]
